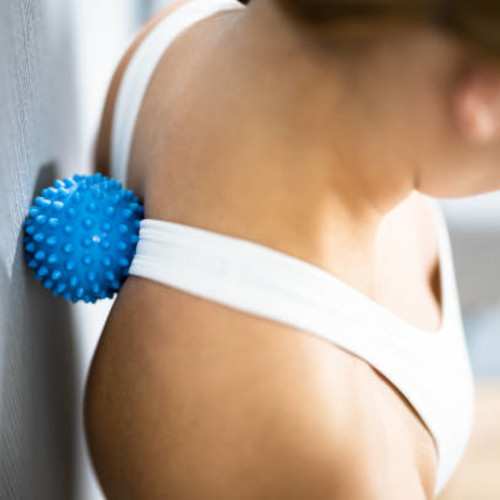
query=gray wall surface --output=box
[0,0,163,497]
[0,0,79,498]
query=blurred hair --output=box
[236,0,500,60]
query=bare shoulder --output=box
[84,275,382,499]
[94,0,192,178]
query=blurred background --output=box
[1,0,499,498]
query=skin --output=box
[85,1,500,498]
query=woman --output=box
[84,0,499,498]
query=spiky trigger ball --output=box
[23,173,144,303]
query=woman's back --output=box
[84,1,476,498]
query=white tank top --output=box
[110,0,475,495]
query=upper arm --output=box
[93,0,193,178]
[84,278,369,500]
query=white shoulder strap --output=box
[110,0,244,186]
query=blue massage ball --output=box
[23,173,144,303]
